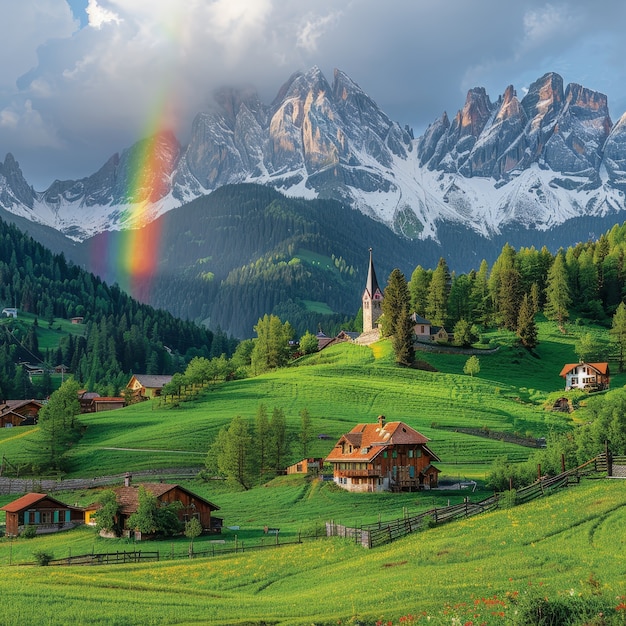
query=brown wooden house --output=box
[126,374,172,400]
[0,493,84,537]
[86,476,221,538]
[325,416,440,492]
[0,399,43,427]
[286,458,324,475]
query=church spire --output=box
[365,247,381,299]
[362,248,383,333]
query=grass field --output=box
[1,320,625,624]
[1,479,625,625]
[1,319,620,480]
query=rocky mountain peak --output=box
[0,153,35,209]
[3,67,626,247]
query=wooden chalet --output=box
[286,458,324,475]
[325,415,440,492]
[126,374,172,400]
[560,362,610,391]
[0,399,43,427]
[86,475,221,538]
[78,391,125,413]
[0,493,84,537]
[317,330,360,352]
[92,397,125,412]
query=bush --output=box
[33,550,54,566]
[500,489,517,509]
[21,525,37,539]
[421,514,436,530]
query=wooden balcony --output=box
[335,468,380,478]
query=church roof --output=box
[364,248,382,298]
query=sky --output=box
[2,0,626,189]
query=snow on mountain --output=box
[1,68,625,243]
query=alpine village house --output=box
[325,415,441,492]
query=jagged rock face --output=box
[460,85,528,178]
[2,67,626,244]
[604,113,626,191]
[0,154,35,209]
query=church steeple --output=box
[362,248,383,332]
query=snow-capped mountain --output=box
[1,68,626,242]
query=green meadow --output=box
[3,318,611,479]
[1,319,625,624]
[1,480,625,625]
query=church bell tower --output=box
[362,248,383,332]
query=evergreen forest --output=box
[0,218,235,398]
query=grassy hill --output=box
[0,319,625,624]
[1,318,621,480]
[0,478,625,624]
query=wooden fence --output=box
[48,550,159,566]
[0,467,202,495]
[327,454,610,548]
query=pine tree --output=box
[392,304,415,366]
[517,293,538,350]
[408,265,431,317]
[610,302,626,372]
[426,257,450,327]
[496,267,522,330]
[268,407,288,474]
[35,378,82,471]
[382,268,414,365]
[544,252,572,329]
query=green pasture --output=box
[0,311,86,353]
[2,322,610,479]
[0,474,492,565]
[1,479,625,625]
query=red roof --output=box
[109,483,220,516]
[559,362,610,378]
[0,492,75,513]
[325,420,438,463]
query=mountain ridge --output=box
[2,67,625,245]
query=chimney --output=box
[124,472,132,487]
[377,415,386,428]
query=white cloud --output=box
[2,0,626,188]
[86,0,121,29]
[520,3,582,56]
[297,11,342,53]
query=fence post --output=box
[606,440,613,477]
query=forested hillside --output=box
[75,184,445,337]
[0,218,235,398]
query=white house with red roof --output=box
[325,415,440,492]
[559,362,610,391]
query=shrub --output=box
[21,525,37,539]
[500,489,517,509]
[33,550,54,566]
[421,514,436,530]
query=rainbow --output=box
[93,97,179,302]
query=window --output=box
[408,449,414,458]
[392,449,397,458]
